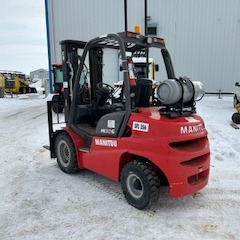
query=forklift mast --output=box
[60,40,86,121]
[89,48,103,98]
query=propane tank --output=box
[193,81,205,100]
[156,78,205,105]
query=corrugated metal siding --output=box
[166,0,240,93]
[47,0,240,93]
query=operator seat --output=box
[131,78,152,107]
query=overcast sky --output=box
[0,0,48,74]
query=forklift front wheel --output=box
[55,132,79,173]
[121,160,160,209]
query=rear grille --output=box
[169,136,208,152]
[180,153,210,167]
[168,136,210,186]
[188,169,209,185]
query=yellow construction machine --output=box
[0,72,5,97]
[0,70,37,94]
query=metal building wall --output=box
[46,0,240,93]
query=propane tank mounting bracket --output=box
[158,77,197,118]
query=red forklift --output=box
[47,30,210,209]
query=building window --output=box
[147,24,158,36]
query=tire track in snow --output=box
[4,105,46,121]
[75,170,157,216]
[78,171,123,200]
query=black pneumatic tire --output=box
[55,132,79,173]
[121,160,160,209]
[232,112,240,124]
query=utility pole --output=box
[145,0,149,78]
[124,0,128,31]
[124,0,149,79]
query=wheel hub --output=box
[126,173,144,199]
[58,140,70,166]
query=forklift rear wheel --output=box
[121,160,160,209]
[55,132,79,173]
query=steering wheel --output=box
[96,82,114,94]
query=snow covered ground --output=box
[0,93,239,240]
